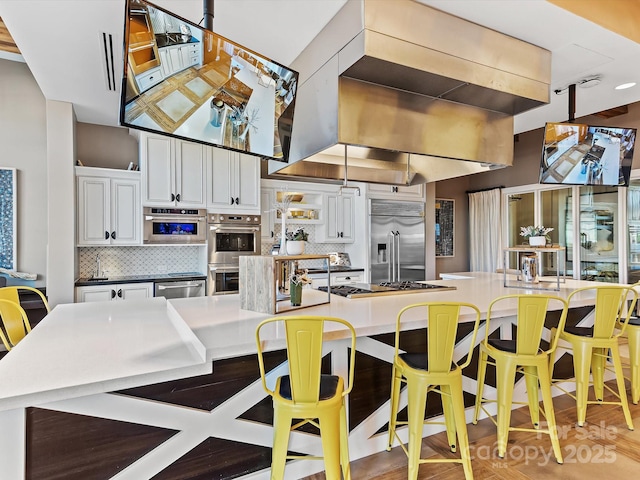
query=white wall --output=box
[0,58,47,285]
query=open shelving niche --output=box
[275,190,323,225]
[503,245,566,291]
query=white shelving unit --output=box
[503,245,566,291]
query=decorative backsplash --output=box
[78,246,204,278]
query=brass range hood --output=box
[267,0,551,185]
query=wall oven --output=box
[143,207,207,244]
[207,213,261,295]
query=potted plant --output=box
[285,227,308,255]
[288,267,311,306]
[520,225,553,246]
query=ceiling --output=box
[1,0,639,135]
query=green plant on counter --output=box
[286,227,308,242]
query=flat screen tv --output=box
[119,0,298,162]
[539,122,636,187]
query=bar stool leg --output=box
[571,340,593,427]
[627,326,640,404]
[440,384,458,452]
[591,347,607,401]
[610,342,635,430]
[537,361,563,463]
[473,348,489,424]
[340,401,351,480]
[270,407,290,480]
[406,375,429,480]
[449,374,474,480]
[387,364,403,450]
[319,409,343,480]
[523,365,541,428]
[495,358,517,458]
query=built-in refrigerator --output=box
[369,199,426,283]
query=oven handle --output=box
[145,215,207,222]
[209,225,260,232]
[157,282,203,290]
[209,265,240,273]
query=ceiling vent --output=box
[100,32,117,92]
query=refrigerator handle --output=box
[388,231,395,282]
[395,231,401,282]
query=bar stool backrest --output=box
[395,302,481,373]
[568,286,637,339]
[0,299,30,350]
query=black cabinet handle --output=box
[235,197,240,205]
[176,193,181,202]
[105,231,109,240]
[111,289,116,299]
[117,289,122,298]
[171,193,176,202]
[111,231,116,240]
[271,231,274,238]
[230,197,235,205]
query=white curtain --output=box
[469,188,503,272]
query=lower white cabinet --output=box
[75,282,154,303]
[309,272,363,289]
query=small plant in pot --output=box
[285,228,308,255]
[520,225,553,246]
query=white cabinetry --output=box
[261,188,276,240]
[317,193,355,243]
[309,271,363,289]
[140,133,206,207]
[367,183,424,200]
[158,43,201,78]
[208,147,260,213]
[75,282,154,303]
[76,167,141,246]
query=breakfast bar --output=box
[0,273,608,479]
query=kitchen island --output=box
[0,273,611,479]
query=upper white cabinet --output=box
[208,147,260,213]
[139,133,206,208]
[367,183,425,200]
[317,193,355,243]
[76,167,141,246]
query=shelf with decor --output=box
[502,245,566,291]
[274,190,323,224]
[239,255,331,313]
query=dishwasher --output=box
[154,278,206,299]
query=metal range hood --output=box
[267,0,551,185]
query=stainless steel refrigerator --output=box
[369,199,426,283]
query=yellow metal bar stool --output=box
[387,302,481,480]
[622,282,640,405]
[473,294,568,462]
[0,299,31,351]
[550,285,637,429]
[255,315,356,480]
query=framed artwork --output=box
[436,198,454,257]
[0,167,17,270]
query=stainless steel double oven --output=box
[207,213,261,295]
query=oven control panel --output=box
[208,214,261,225]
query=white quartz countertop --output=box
[0,272,606,411]
[171,272,604,361]
[0,297,209,411]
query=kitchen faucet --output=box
[95,254,102,279]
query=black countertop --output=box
[75,272,206,287]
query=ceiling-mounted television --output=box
[539,122,636,187]
[119,0,298,162]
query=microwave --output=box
[143,207,207,244]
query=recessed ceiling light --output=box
[615,82,636,90]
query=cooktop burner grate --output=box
[378,281,443,290]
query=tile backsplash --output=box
[78,246,204,278]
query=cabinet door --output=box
[117,282,154,300]
[235,153,260,211]
[111,177,141,245]
[77,176,110,246]
[76,285,115,303]
[168,46,183,73]
[175,140,206,207]
[261,188,276,240]
[141,134,175,206]
[208,147,234,210]
[320,193,355,243]
[368,183,424,200]
[158,48,172,77]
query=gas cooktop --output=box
[317,282,456,298]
